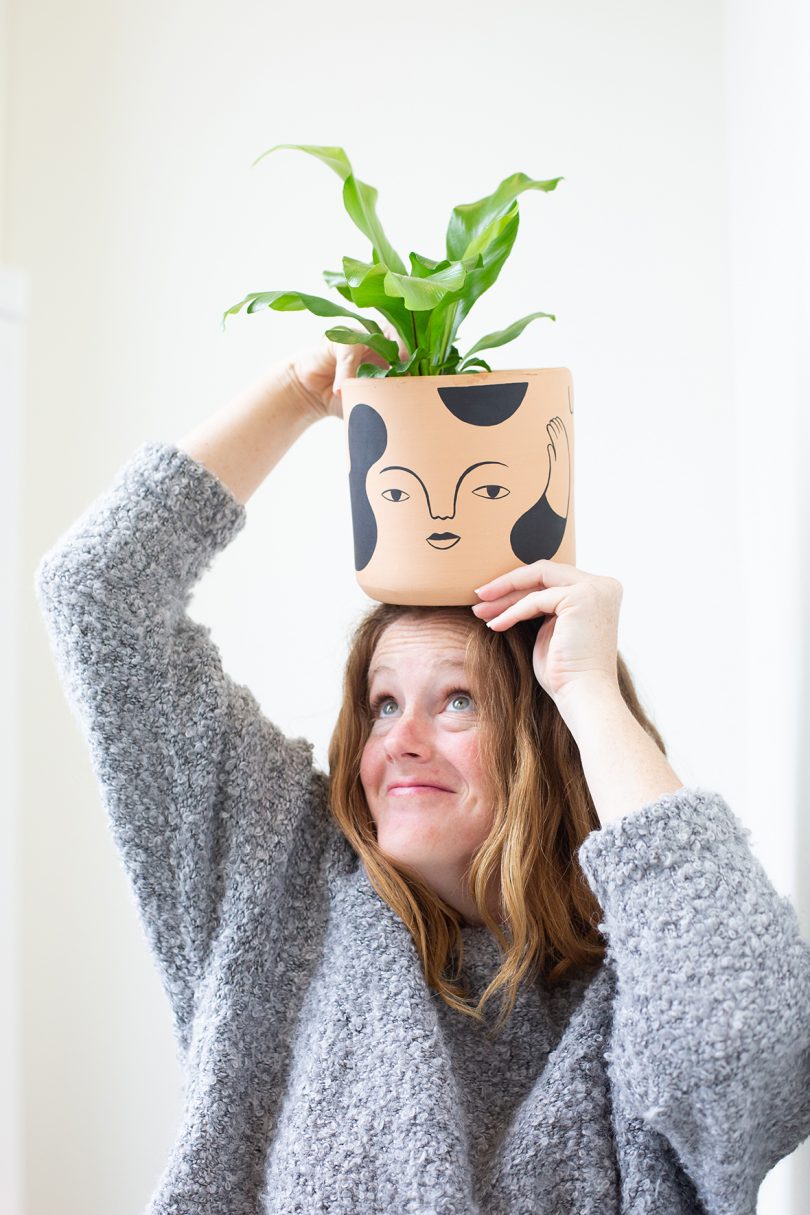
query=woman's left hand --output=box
[471,560,623,706]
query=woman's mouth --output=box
[388,785,452,795]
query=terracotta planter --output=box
[340,368,575,606]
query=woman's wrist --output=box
[552,676,624,730]
[175,360,322,507]
[284,358,330,422]
[554,679,684,829]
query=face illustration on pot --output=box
[347,377,573,603]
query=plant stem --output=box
[409,312,419,372]
[440,305,455,367]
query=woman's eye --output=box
[472,484,510,499]
[381,488,410,502]
[370,690,474,718]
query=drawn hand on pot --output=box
[544,417,571,519]
[471,561,622,705]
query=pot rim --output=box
[341,366,571,387]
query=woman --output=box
[35,328,810,1215]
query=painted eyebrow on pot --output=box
[377,460,507,478]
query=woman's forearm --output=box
[554,680,685,829]
[175,360,323,506]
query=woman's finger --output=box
[483,586,568,629]
[475,559,592,600]
[471,588,527,619]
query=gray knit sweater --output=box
[34,439,810,1215]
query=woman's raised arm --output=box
[175,359,323,505]
[33,361,331,1058]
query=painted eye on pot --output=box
[471,485,510,499]
[381,488,410,502]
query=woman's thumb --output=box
[382,320,408,361]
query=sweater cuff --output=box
[35,439,248,608]
[576,787,746,906]
[120,439,247,549]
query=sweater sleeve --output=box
[576,786,810,1212]
[34,439,318,1053]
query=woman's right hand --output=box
[289,321,409,420]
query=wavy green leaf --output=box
[221,289,383,333]
[322,268,354,304]
[323,325,400,364]
[225,147,563,376]
[357,345,428,378]
[338,258,413,351]
[251,143,352,177]
[446,171,563,261]
[463,310,556,358]
[427,207,519,363]
[382,260,468,311]
[251,143,406,274]
[408,251,450,279]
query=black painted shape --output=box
[347,404,388,571]
[510,495,567,563]
[436,381,528,426]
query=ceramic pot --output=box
[340,367,575,606]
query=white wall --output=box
[6,0,807,1212]
[2,3,27,1212]
[723,0,810,1207]
[0,264,29,1215]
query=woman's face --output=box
[359,613,499,923]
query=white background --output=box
[4,0,808,1211]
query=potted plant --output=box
[222,144,575,606]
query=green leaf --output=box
[446,171,563,261]
[338,258,413,351]
[382,259,470,360]
[357,345,429,378]
[426,207,519,363]
[391,346,426,375]
[392,345,429,376]
[221,289,384,333]
[382,260,468,311]
[251,143,352,177]
[431,343,463,374]
[408,251,450,278]
[341,256,379,289]
[250,143,406,275]
[228,147,564,376]
[322,268,354,304]
[343,175,407,275]
[356,361,387,379]
[323,325,400,364]
[462,310,556,358]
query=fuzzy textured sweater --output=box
[34,439,810,1215]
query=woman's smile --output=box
[388,784,453,796]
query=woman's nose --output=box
[382,712,434,757]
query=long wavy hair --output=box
[327,602,668,1035]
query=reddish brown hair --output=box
[327,603,668,1034]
